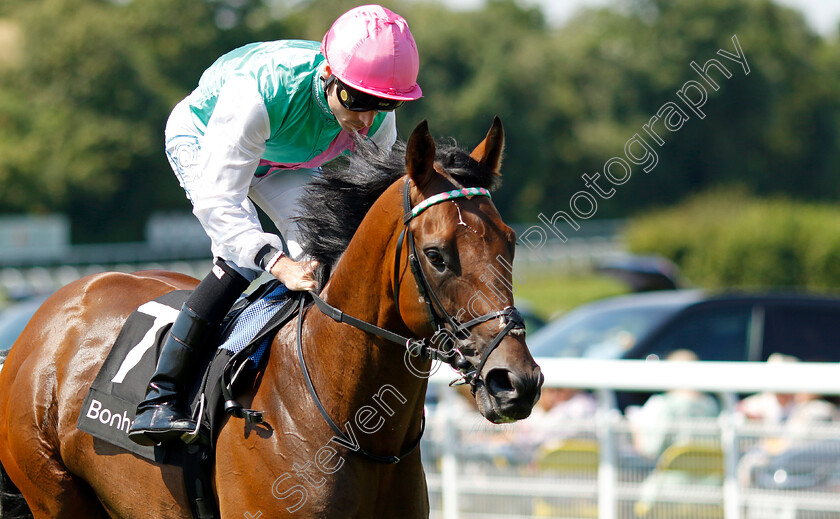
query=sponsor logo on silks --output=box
[85,398,133,434]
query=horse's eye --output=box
[424,248,446,268]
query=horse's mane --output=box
[295,135,502,285]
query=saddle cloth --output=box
[76,280,298,462]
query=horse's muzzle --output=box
[477,364,543,423]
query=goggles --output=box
[329,77,404,112]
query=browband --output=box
[406,187,491,222]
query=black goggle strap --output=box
[334,78,404,112]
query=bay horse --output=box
[0,118,542,518]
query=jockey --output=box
[128,4,422,446]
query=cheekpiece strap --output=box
[406,187,491,222]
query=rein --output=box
[296,298,424,464]
[296,177,524,465]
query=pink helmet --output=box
[321,4,422,101]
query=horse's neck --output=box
[321,183,402,330]
[297,185,427,451]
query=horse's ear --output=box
[470,116,504,176]
[406,120,436,187]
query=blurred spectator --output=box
[736,354,838,486]
[627,349,720,459]
[426,385,527,469]
[432,386,599,466]
[736,353,801,424]
[516,387,599,450]
[425,384,484,444]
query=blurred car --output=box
[529,290,702,360]
[530,289,840,362]
[745,439,840,519]
[0,294,48,372]
[516,299,547,336]
[750,439,840,492]
[528,289,840,406]
[595,254,683,292]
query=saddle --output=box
[76,279,302,519]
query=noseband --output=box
[301,177,525,464]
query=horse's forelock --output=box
[433,140,503,192]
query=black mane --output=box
[295,135,501,284]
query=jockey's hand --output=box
[270,255,320,292]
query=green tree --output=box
[0,0,281,241]
[531,0,840,224]
[2,0,839,244]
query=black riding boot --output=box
[127,303,210,446]
[128,258,252,446]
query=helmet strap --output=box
[322,74,336,95]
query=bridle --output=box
[392,179,526,390]
[297,177,525,464]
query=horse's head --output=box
[397,118,543,423]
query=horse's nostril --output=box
[485,369,516,394]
